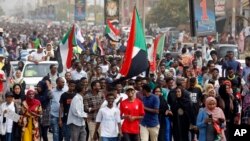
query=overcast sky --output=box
[0,0,104,15]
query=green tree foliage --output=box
[146,0,189,28]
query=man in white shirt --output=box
[0,92,15,140]
[71,62,87,81]
[67,83,88,141]
[94,93,121,141]
[28,45,45,64]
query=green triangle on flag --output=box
[119,7,149,78]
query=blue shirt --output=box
[222,60,240,73]
[141,94,160,127]
[243,66,250,82]
[50,88,67,117]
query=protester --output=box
[120,86,144,141]
[196,96,226,141]
[140,84,160,141]
[94,93,121,141]
[10,70,25,93]
[59,80,76,141]
[50,77,66,141]
[0,18,249,141]
[0,92,15,141]
[170,86,195,141]
[11,84,25,141]
[67,82,88,141]
[27,45,45,64]
[35,81,52,141]
[20,90,42,141]
[83,80,104,141]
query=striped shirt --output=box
[83,92,105,121]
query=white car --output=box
[10,61,19,72]
[22,61,58,90]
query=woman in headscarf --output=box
[153,86,172,141]
[10,70,26,93]
[196,97,226,141]
[35,81,52,141]
[12,84,25,141]
[218,84,239,141]
[17,61,24,71]
[45,43,56,61]
[20,90,42,141]
[203,83,214,95]
[170,87,195,141]
[169,67,176,79]
[2,57,11,77]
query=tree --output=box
[146,0,189,28]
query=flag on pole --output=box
[119,7,149,78]
[149,34,165,72]
[60,24,75,69]
[156,33,166,59]
[75,24,85,50]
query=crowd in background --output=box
[0,21,249,141]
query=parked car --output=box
[215,44,239,59]
[22,61,58,90]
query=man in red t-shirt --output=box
[120,85,144,141]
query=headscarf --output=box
[36,81,49,108]
[12,84,25,100]
[26,89,41,112]
[14,71,23,84]
[204,83,214,94]
[205,88,216,97]
[205,96,225,121]
[223,80,232,88]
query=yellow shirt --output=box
[0,62,4,70]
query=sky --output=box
[0,0,104,15]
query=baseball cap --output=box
[125,85,135,92]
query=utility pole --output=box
[121,0,124,26]
[142,0,145,31]
[232,0,236,37]
[94,0,97,25]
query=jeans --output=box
[50,115,63,141]
[41,125,49,141]
[62,123,71,141]
[5,133,12,141]
[101,137,118,141]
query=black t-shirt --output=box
[59,92,76,123]
[187,87,202,117]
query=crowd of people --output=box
[0,21,249,141]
